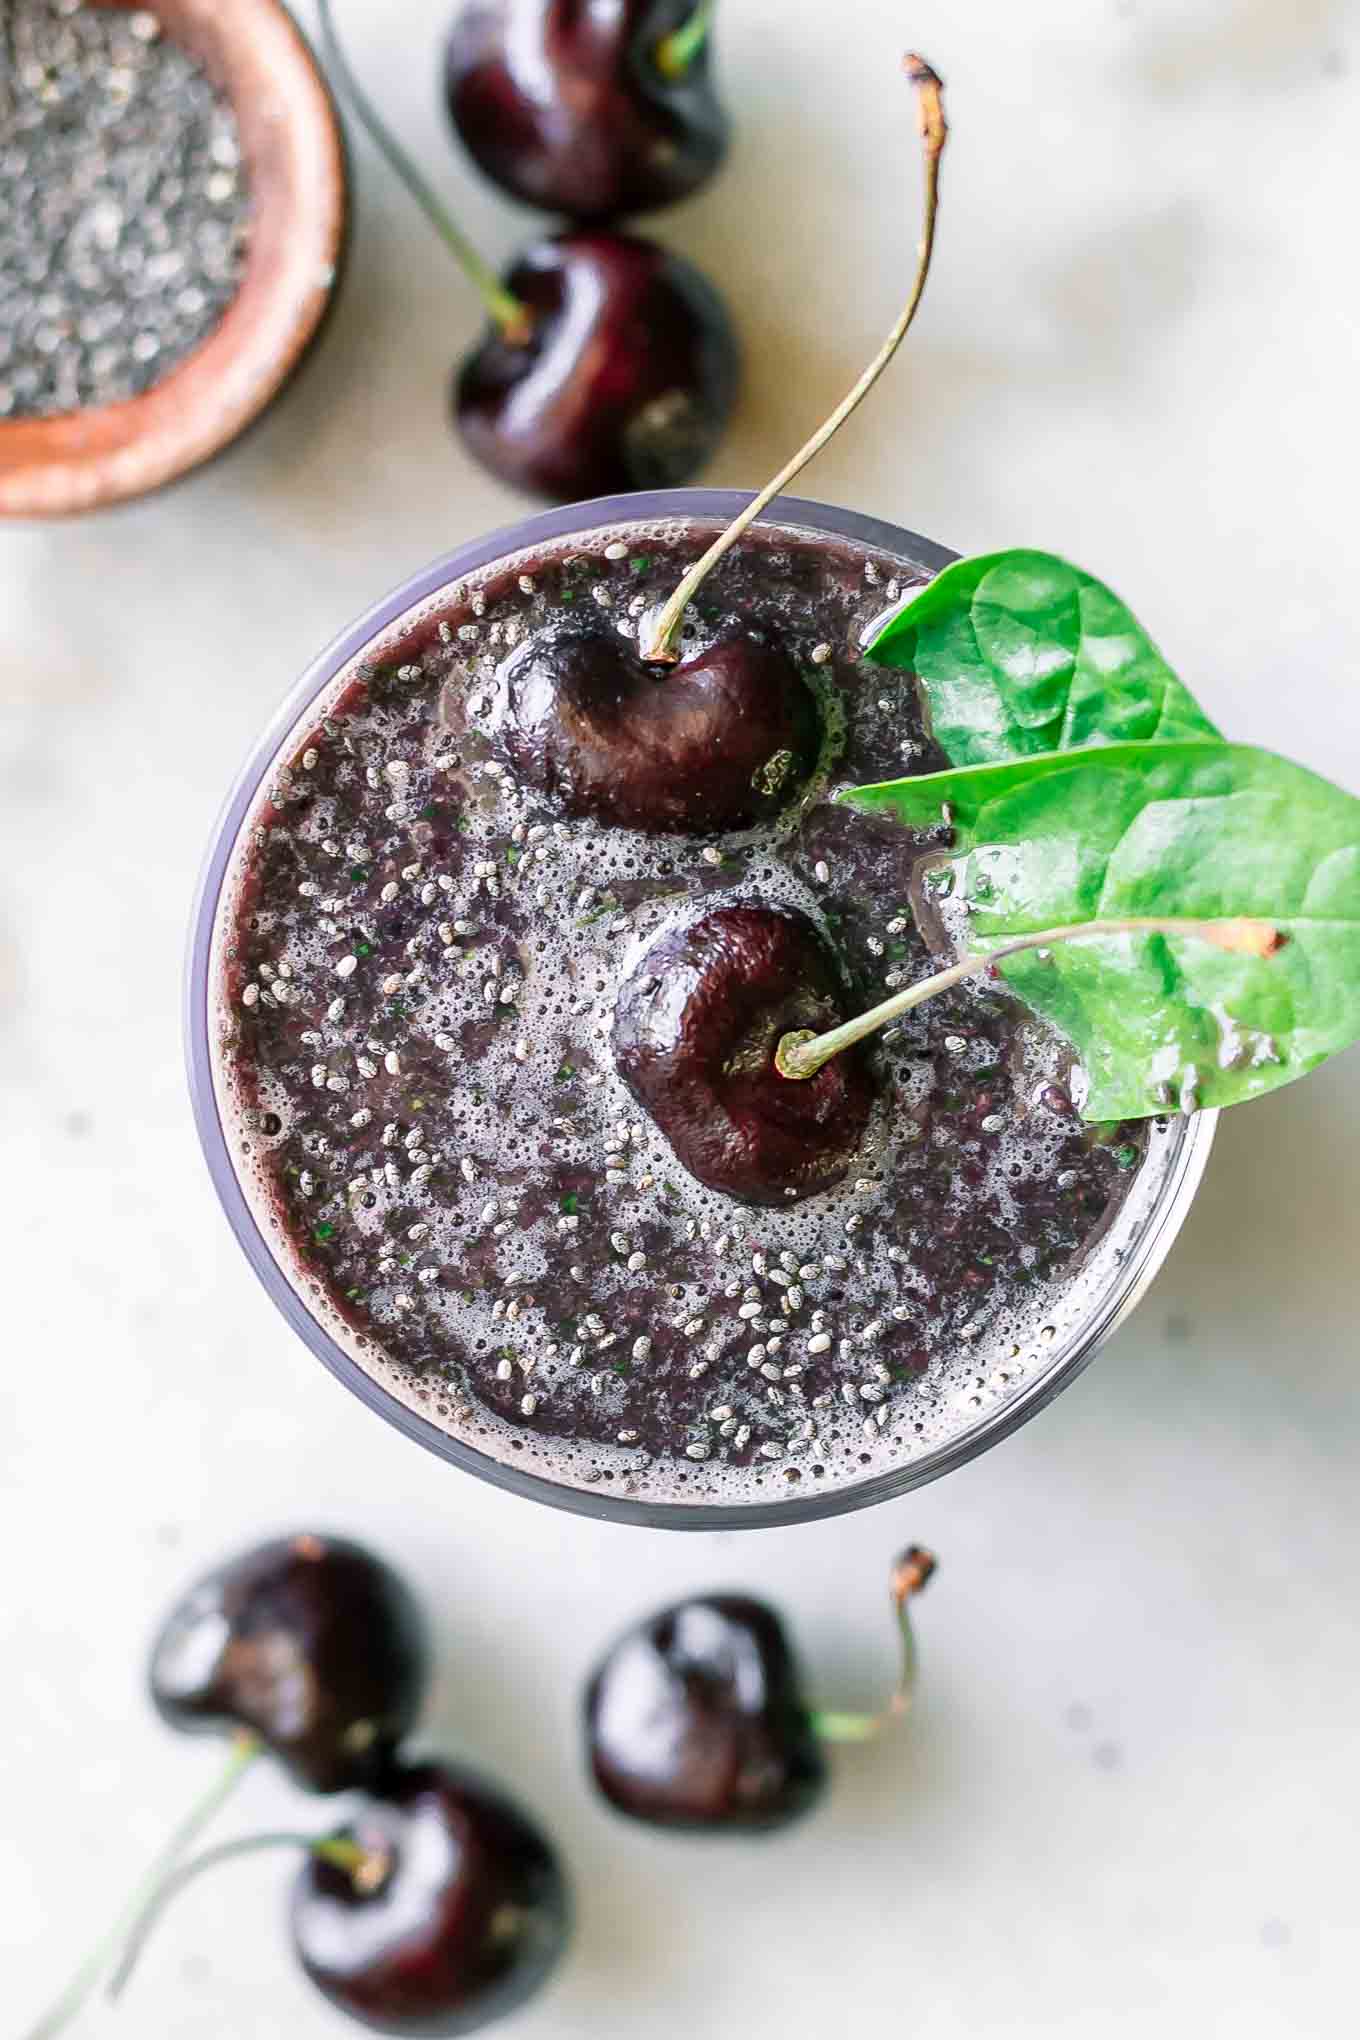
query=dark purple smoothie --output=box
[212,517,1153,1506]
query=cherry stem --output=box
[22,1732,260,2040]
[106,1829,391,2003]
[655,0,716,80]
[812,1545,937,1744]
[776,914,1284,1081]
[315,0,533,344]
[641,53,947,663]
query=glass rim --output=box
[185,487,1217,1531]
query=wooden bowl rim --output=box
[0,0,348,519]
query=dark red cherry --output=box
[149,1533,428,1793]
[489,617,818,832]
[613,903,875,1205]
[445,0,727,222]
[292,1760,569,2034]
[455,232,739,502]
[585,1594,826,1831]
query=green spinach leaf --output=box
[866,551,1220,765]
[842,742,1360,1119]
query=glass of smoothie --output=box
[186,490,1215,1527]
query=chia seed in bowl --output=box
[0,1,251,421]
[191,494,1214,1526]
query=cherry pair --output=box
[147,1534,570,2032]
[26,1535,567,2040]
[317,0,737,501]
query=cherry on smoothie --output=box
[445,0,728,222]
[489,613,817,832]
[149,1533,429,1793]
[456,232,739,500]
[291,1761,570,2034]
[612,903,876,1205]
[584,1593,825,1830]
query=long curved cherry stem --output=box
[812,1546,937,1744]
[641,53,947,662]
[22,1733,260,2040]
[315,0,532,343]
[106,1829,389,2003]
[656,0,716,80]
[776,914,1282,1081]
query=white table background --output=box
[4,2,1357,2034]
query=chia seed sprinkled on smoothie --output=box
[212,520,1163,1507]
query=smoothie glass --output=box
[186,490,1216,1528]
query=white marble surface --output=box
[4,1,1358,2034]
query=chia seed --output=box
[0,1,250,420]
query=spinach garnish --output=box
[866,550,1219,764]
[775,553,1360,1121]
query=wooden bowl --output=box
[0,0,349,518]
